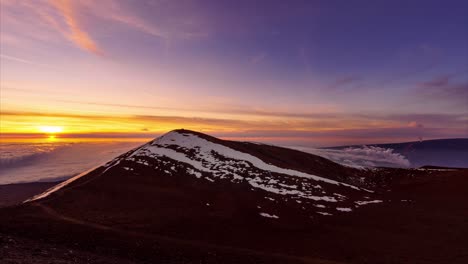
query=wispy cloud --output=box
[102,4,166,39]
[419,75,450,88]
[299,47,312,74]
[1,0,208,56]
[0,54,60,71]
[416,75,468,107]
[49,0,102,55]
[326,76,363,91]
[0,0,103,55]
[250,52,267,65]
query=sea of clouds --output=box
[0,141,144,185]
[291,146,411,168]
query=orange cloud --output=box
[49,0,102,55]
[79,0,207,41]
[1,0,207,55]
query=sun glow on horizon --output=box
[38,126,64,134]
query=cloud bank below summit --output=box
[291,146,411,168]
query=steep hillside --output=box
[26,129,381,218]
[1,130,467,264]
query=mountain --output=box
[326,138,468,168]
[1,129,467,264]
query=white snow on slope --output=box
[259,212,279,219]
[24,130,382,214]
[125,131,377,204]
[133,131,367,192]
[355,200,383,206]
[336,207,352,212]
[317,212,332,216]
[248,179,338,202]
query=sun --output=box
[39,126,64,134]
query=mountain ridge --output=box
[325,138,468,168]
[27,129,380,215]
[1,129,467,263]
[325,137,468,149]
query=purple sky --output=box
[1,0,467,146]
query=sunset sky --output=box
[1,0,467,146]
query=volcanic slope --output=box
[27,129,379,217]
[2,129,467,264]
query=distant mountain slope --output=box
[327,138,468,168]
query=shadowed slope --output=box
[1,130,467,263]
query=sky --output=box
[0,0,467,146]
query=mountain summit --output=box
[28,129,380,217]
[2,129,467,263]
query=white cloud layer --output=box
[291,146,411,168]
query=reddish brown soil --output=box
[2,170,467,263]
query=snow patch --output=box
[186,168,202,178]
[137,131,367,192]
[336,207,352,212]
[355,200,383,205]
[128,131,371,203]
[259,212,279,219]
[317,212,332,216]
